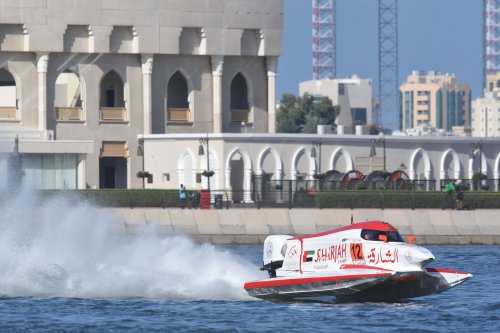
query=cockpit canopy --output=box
[361,229,405,242]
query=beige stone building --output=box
[400,70,471,131]
[0,0,283,189]
[471,72,500,137]
[299,75,373,130]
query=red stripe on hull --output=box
[340,264,394,272]
[244,273,392,290]
[426,268,470,275]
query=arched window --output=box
[0,68,18,120]
[230,73,249,123]
[55,70,83,121]
[167,71,190,122]
[100,70,126,121]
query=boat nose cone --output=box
[406,246,435,267]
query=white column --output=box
[424,170,431,191]
[211,55,224,133]
[37,53,49,134]
[243,168,253,203]
[77,155,86,190]
[495,170,499,192]
[225,167,231,189]
[266,56,278,134]
[141,54,153,134]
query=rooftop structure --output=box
[471,72,500,137]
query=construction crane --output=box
[312,0,335,80]
[310,1,498,129]
[484,0,500,86]
[310,0,399,130]
[377,0,398,130]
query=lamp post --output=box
[311,140,324,179]
[370,134,386,172]
[469,141,483,177]
[137,138,145,188]
[199,134,214,191]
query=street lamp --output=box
[469,141,483,176]
[199,134,214,191]
[136,138,153,186]
[370,134,386,172]
[311,140,324,179]
[137,138,145,188]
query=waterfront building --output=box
[299,75,373,131]
[140,133,499,203]
[471,72,500,137]
[399,71,471,132]
[0,1,283,189]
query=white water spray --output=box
[0,180,265,300]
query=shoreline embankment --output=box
[104,208,500,245]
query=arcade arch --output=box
[167,70,192,122]
[177,148,196,188]
[100,70,125,108]
[230,72,253,124]
[0,68,17,120]
[440,149,461,180]
[54,69,83,121]
[330,147,354,172]
[408,148,432,190]
[291,147,316,181]
[225,147,253,203]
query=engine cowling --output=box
[262,235,292,271]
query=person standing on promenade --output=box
[455,180,464,210]
[179,184,186,209]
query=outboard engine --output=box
[262,235,291,277]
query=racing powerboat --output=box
[244,221,472,302]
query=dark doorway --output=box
[104,166,115,188]
[106,89,115,107]
[99,157,127,189]
[230,154,244,202]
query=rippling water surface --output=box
[0,187,498,332]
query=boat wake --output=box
[0,186,262,301]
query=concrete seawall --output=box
[105,208,500,245]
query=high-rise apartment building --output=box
[471,72,500,137]
[399,71,471,131]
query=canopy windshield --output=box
[361,229,404,242]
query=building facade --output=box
[400,71,471,132]
[471,72,500,137]
[0,0,283,189]
[140,133,500,203]
[299,75,373,130]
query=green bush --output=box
[35,189,500,209]
[314,191,500,209]
[39,189,181,208]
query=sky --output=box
[277,0,484,103]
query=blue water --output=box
[0,188,498,332]
[0,245,498,333]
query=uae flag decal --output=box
[302,250,315,262]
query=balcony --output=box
[231,108,250,123]
[56,107,83,121]
[167,108,190,122]
[0,107,17,121]
[100,107,127,122]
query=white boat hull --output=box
[245,267,471,302]
[244,221,473,303]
